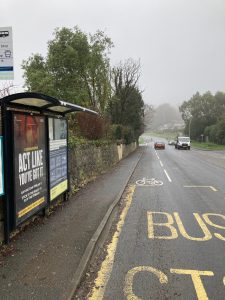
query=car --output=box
[154,141,165,150]
[168,140,176,145]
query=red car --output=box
[154,141,165,150]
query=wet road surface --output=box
[86,143,225,300]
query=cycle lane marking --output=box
[136,178,163,187]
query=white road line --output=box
[154,150,170,182]
[184,185,218,192]
[155,151,160,160]
[164,169,172,182]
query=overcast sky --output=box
[2,0,225,107]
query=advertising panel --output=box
[13,113,47,225]
[49,118,68,201]
[0,137,4,196]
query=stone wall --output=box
[68,142,136,193]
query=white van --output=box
[175,136,191,150]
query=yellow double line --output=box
[88,185,136,299]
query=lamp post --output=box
[188,117,192,138]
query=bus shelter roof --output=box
[1,92,98,115]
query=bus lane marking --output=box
[88,185,136,300]
[128,212,225,299]
[124,266,168,300]
[147,211,225,241]
[124,265,215,300]
[170,269,214,300]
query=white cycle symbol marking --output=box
[136,177,163,186]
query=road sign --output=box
[0,27,14,80]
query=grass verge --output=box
[191,141,225,151]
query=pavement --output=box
[0,147,143,300]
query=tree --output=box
[0,81,15,98]
[22,54,55,96]
[108,59,144,141]
[179,91,225,139]
[216,114,225,144]
[144,104,154,131]
[22,27,113,113]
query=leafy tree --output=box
[216,114,225,144]
[22,27,113,112]
[22,54,55,96]
[179,91,225,139]
[22,27,145,143]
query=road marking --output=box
[184,186,218,192]
[174,212,212,241]
[159,160,164,167]
[164,169,172,182]
[124,265,214,300]
[88,185,136,299]
[154,150,160,159]
[170,269,214,300]
[136,178,163,187]
[147,211,225,241]
[124,266,168,299]
[202,213,225,241]
[147,211,178,240]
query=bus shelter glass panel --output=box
[48,117,68,201]
[13,113,48,225]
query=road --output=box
[79,142,225,299]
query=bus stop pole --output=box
[2,104,10,244]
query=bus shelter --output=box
[0,92,97,243]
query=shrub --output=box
[76,112,105,140]
[109,124,123,141]
[122,126,135,144]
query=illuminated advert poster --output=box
[49,118,68,201]
[13,114,47,225]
